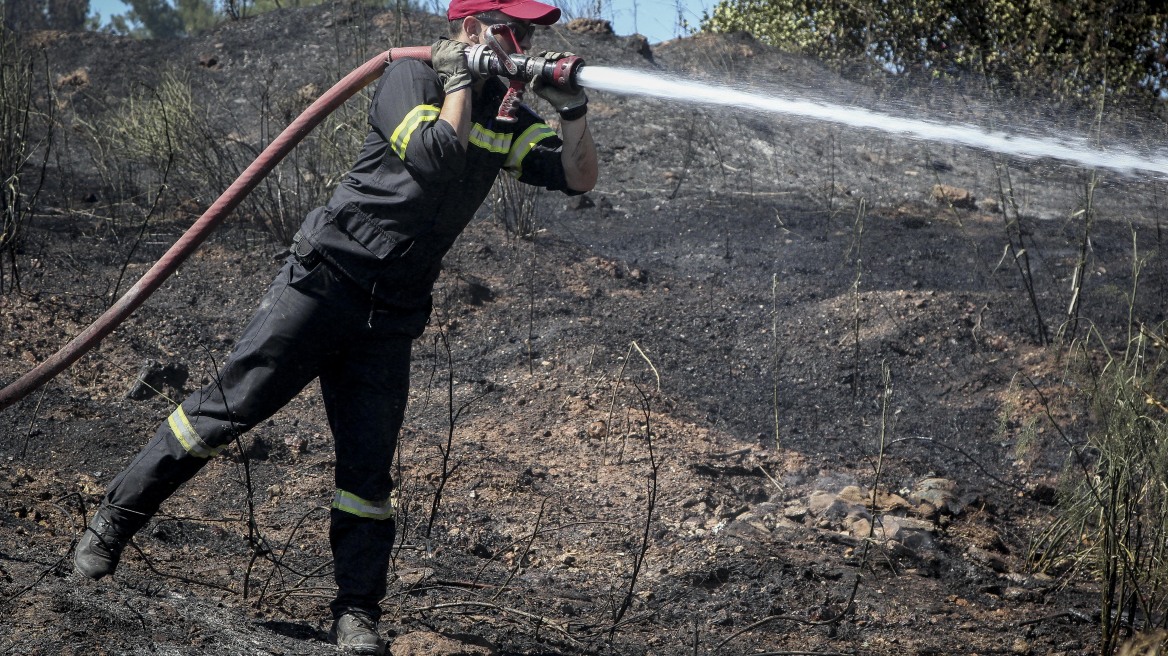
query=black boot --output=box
[74,503,148,580]
[329,610,386,655]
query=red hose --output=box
[0,46,432,412]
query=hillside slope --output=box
[3,5,1166,654]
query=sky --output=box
[86,0,714,44]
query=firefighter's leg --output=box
[87,258,337,575]
[322,323,417,621]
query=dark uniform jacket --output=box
[301,57,578,308]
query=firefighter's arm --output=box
[371,59,466,183]
[531,56,596,192]
[438,87,472,148]
[558,116,597,192]
[432,38,472,148]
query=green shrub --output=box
[1033,328,1168,655]
[701,0,1168,105]
[91,71,367,243]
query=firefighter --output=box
[73,0,597,652]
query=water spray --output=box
[575,66,1168,178]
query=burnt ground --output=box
[3,4,1168,655]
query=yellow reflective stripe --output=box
[167,406,220,458]
[389,104,440,160]
[504,123,557,178]
[332,490,395,520]
[469,123,512,154]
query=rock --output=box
[907,478,963,515]
[811,485,909,521]
[835,486,868,505]
[853,486,911,512]
[846,514,872,537]
[932,184,977,209]
[390,631,496,656]
[880,516,935,551]
[1002,586,1042,602]
[586,420,606,439]
[808,489,849,519]
[125,360,189,400]
[783,504,808,522]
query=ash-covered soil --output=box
[3,4,1167,655]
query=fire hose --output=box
[0,37,585,412]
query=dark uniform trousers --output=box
[105,248,428,620]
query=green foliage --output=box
[2,0,90,31]
[90,71,367,242]
[223,0,323,20]
[49,0,90,29]
[1032,330,1168,655]
[102,73,197,171]
[701,0,1168,104]
[175,0,217,33]
[108,0,185,37]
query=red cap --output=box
[447,0,561,25]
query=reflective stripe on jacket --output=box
[302,59,579,308]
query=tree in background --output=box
[176,0,217,32]
[108,0,185,38]
[49,0,90,29]
[2,0,90,31]
[1,0,413,39]
[701,0,1168,106]
[104,0,366,36]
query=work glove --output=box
[431,38,472,95]
[532,50,588,120]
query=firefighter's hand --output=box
[431,38,471,95]
[532,51,587,120]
